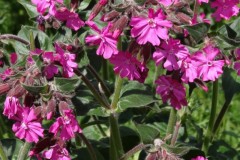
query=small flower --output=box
[130,8,172,46]
[153,38,189,71]
[191,156,208,160]
[55,7,84,31]
[192,45,225,81]
[31,0,62,16]
[10,52,17,64]
[197,0,209,5]
[55,44,77,78]
[42,144,71,160]
[12,107,44,143]
[42,51,59,79]
[3,96,21,119]
[49,109,82,140]
[85,21,118,59]
[158,0,179,7]
[211,0,239,21]
[155,76,187,110]
[110,51,149,83]
[178,56,198,83]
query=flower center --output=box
[148,19,156,28]
[64,116,71,124]
[207,61,212,66]
[21,122,28,129]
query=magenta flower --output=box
[192,45,224,81]
[55,7,84,31]
[3,96,21,119]
[234,48,240,75]
[12,107,44,143]
[31,0,62,16]
[42,51,59,79]
[49,109,82,140]
[85,21,118,59]
[211,0,239,21]
[155,76,187,110]
[109,51,149,83]
[178,56,198,83]
[191,156,208,160]
[158,0,179,7]
[42,144,70,160]
[153,38,189,71]
[197,0,208,5]
[130,8,172,46]
[0,68,13,81]
[10,52,17,64]
[55,44,77,78]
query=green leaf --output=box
[18,0,38,18]
[21,83,49,95]
[135,124,160,144]
[134,0,146,5]
[162,144,194,156]
[54,77,81,92]
[222,68,240,102]
[184,23,210,44]
[79,0,92,10]
[1,139,24,160]
[117,81,156,111]
[32,55,43,69]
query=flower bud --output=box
[88,0,108,21]
[0,83,10,95]
[102,10,120,22]
[59,101,70,115]
[111,15,129,38]
[7,84,26,98]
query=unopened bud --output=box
[59,101,70,115]
[176,12,192,24]
[111,15,129,38]
[7,84,26,98]
[102,10,120,22]
[0,83,10,95]
[88,0,108,21]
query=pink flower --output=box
[12,107,44,143]
[211,0,239,21]
[234,49,240,75]
[155,76,187,110]
[31,0,62,16]
[153,38,189,71]
[178,56,198,83]
[10,53,17,64]
[197,0,208,5]
[109,51,149,83]
[0,68,13,81]
[42,51,59,79]
[55,7,84,31]
[191,156,208,160]
[3,97,21,119]
[42,144,70,160]
[49,109,82,140]
[55,44,77,78]
[130,8,172,46]
[192,45,225,81]
[191,13,211,25]
[158,0,179,7]
[85,21,118,59]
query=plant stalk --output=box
[166,108,177,138]
[79,133,97,160]
[171,121,181,146]
[202,80,218,154]
[0,34,29,45]
[17,142,31,160]
[110,75,123,110]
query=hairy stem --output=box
[92,116,107,137]
[0,34,29,45]
[166,108,177,138]
[120,143,150,160]
[111,75,123,110]
[102,58,109,81]
[171,121,181,146]
[17,142,31,160]
[202,80,218,154]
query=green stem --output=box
[110,76,123,110]
[109,113,124,160]
[17,142,31,160]
[202,80,218,154]
[166,108,177,137]
[120,143,150,160]
[79,133,97,160]
[29,31,35,50]
[212,100,232,137]
[74,69,110,109]
[171,121,181,146]
[153,65,161,88]
[0,141,7,160]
